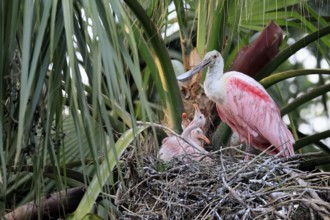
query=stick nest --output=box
[115,149,330,220]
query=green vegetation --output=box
[1,0,329,218]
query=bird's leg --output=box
[244,144,253,161]
[244,134,252,161]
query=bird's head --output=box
[182,112,188,121]
[203,50,221,65]
[181,112,190,130]
[192,104,206,128]
[191,128,210,144]
[177,50,222,82]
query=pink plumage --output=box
[159,104,210,161]
[216,73,294,157]
[177,50,295,158]
[158,136,183,161]
[181,112,209,148]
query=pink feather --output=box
[217,73,294,157]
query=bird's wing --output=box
[159,137,183,160]
[222,74,294,156]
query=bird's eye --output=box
[213,54,217,59]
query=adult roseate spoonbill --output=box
[177,50,295,158]
[159,104,210,161]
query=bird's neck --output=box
[204,58,224,101]
[181,122,203,147]
[181,122,196,139]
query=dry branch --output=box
[116,150,330,219]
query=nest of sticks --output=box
[115,148,330,220]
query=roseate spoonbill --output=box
[158,136,182,161]
[190,128,210,146]
[159,104,210,161]
[181,112,209,148]
[177,50,295,158]
[181,112,190,129]
[179,104,210,161]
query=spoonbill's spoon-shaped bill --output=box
[191,128,210,145]
[159,104,209,161]
[177,50,295,158]
[181,112,210,147]
[176,58,213,82]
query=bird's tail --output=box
[279,125,295,157]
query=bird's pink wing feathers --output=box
[159,136,183,161]
[217,74,294,157]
